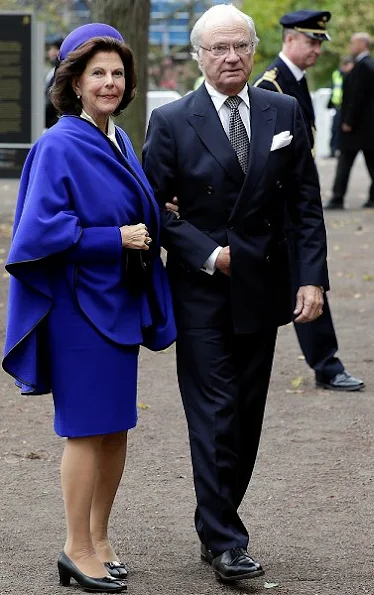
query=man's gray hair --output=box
[351,32,372,48]
[190,3,259,62]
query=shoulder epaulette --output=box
[254,67,284,94]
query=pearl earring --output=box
[76,94,81,99]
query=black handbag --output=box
[123,249,151,292]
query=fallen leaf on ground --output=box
[264,581,279,589]
[291,376,303,388]
[285,389,304,394]
[362,274,374,281]
[138,402,151,410]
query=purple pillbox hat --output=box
[59,23,124,60]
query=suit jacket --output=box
[253,56,315,149]
[143,83,328,334]
[340,54,374,151]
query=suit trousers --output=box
[332,148,374,204]
[293,294,344,382]
[176,325,277,557]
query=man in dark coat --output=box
[325,32,374,209]
[254,10,364,392]
[143,4,328,584]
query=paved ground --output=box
[0,155,373,595]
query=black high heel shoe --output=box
[104,561,128,579]
[57,551,127,592]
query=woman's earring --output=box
[76,94,81,99]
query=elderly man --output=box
[326,32,374,210]
[254,11,364,392]
[143,4,328,582]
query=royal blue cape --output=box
[3,116,176,395]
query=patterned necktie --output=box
[225,95,249,173]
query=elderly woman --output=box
[2,23,176,593]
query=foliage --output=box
[0,0,69,36]
[240,0,374,90]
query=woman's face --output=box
[74,50,125,130]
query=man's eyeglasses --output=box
[199,43,253,57]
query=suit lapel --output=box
[230,85,277,221]
[187,84,245,184]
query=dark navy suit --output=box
[254,56,345,381]
[143,83,328,556]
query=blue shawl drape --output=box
[3,116,176,394]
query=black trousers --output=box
[332,148,374,204]
[293,294,344,382]
[176,325,277,557]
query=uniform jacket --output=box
[3,116,176,394]
[253,56,315,148]
[340,54,374,151]
[143,83,328,335]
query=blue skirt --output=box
[47,273,139,438]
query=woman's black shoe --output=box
[104,561,128,579]
[57,551,127,592]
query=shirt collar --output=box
[356,50,370,62]
[204,80,250,112]
[279,52,306,82]
[80,110,117,144]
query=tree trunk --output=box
[90,0,150,157]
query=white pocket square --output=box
[270,131,293,151]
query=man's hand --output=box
[215,246,231,276]
[294,285,324,323]
[342,122,352,132]
[165,196,180,217]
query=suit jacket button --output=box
[276,180,283,189]
[265,255,270,263]
[228,225,234,230]
[264,219,271,227]
[207,185,213,194]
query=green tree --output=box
[90,0,150,157]
[0,0,68,35]
[241,0,374,89]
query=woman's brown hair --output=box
[51,37,136,116]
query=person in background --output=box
[45,36,64,128]
[328,56,354,157]
[254,10,364,392]
[325,32,374,210]
[3,23,176,593]
[143,3,328,584]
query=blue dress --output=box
[2,116,176,437]
[48,267,139,437]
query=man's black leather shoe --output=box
[324,200,344,210]
[362,200,374,208]
[200,543,214,564]
[212,547,264,582]
[316,370,365,392]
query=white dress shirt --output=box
[201,81,251,275]
[278,52,305,82]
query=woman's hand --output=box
[120,223,152,250]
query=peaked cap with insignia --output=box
[280,10,331,41]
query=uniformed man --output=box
[253,10,365,392]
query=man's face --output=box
[198,18,253,95]
[47,45,60,64]
[350,36,366,57]
[285,32,323,69]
